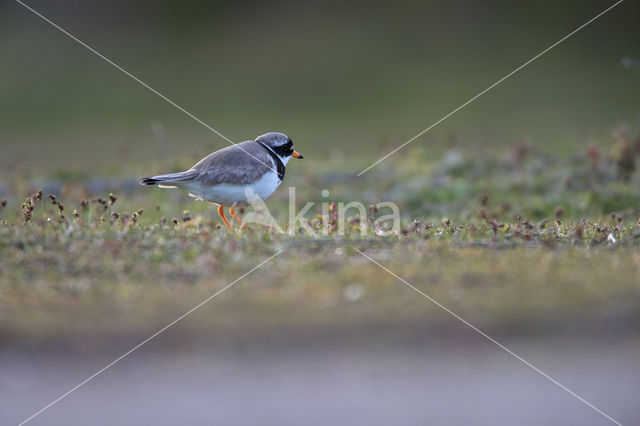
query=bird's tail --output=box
[138,170,197,187]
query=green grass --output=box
[2,133,640,350]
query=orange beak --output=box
[293,151,304,159]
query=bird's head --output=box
[255,132,303,164]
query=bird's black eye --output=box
[273,141,293,157]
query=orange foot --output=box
[229,206,245,228]
[217,205,232,230]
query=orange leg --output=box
[229,205,245,228]
[217,205,232,230]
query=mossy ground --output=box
[2,134,640,350]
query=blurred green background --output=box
[2,0,639,173]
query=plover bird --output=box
[139,132,303,229]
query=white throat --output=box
[280,155,292,166]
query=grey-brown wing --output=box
[190,140,273,185]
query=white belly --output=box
[181,171,281,205]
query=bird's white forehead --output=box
[255,132,291,146]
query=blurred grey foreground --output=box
[2,335,638,425]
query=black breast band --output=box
[256,141,285,181]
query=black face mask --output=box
[272,141,294,158]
